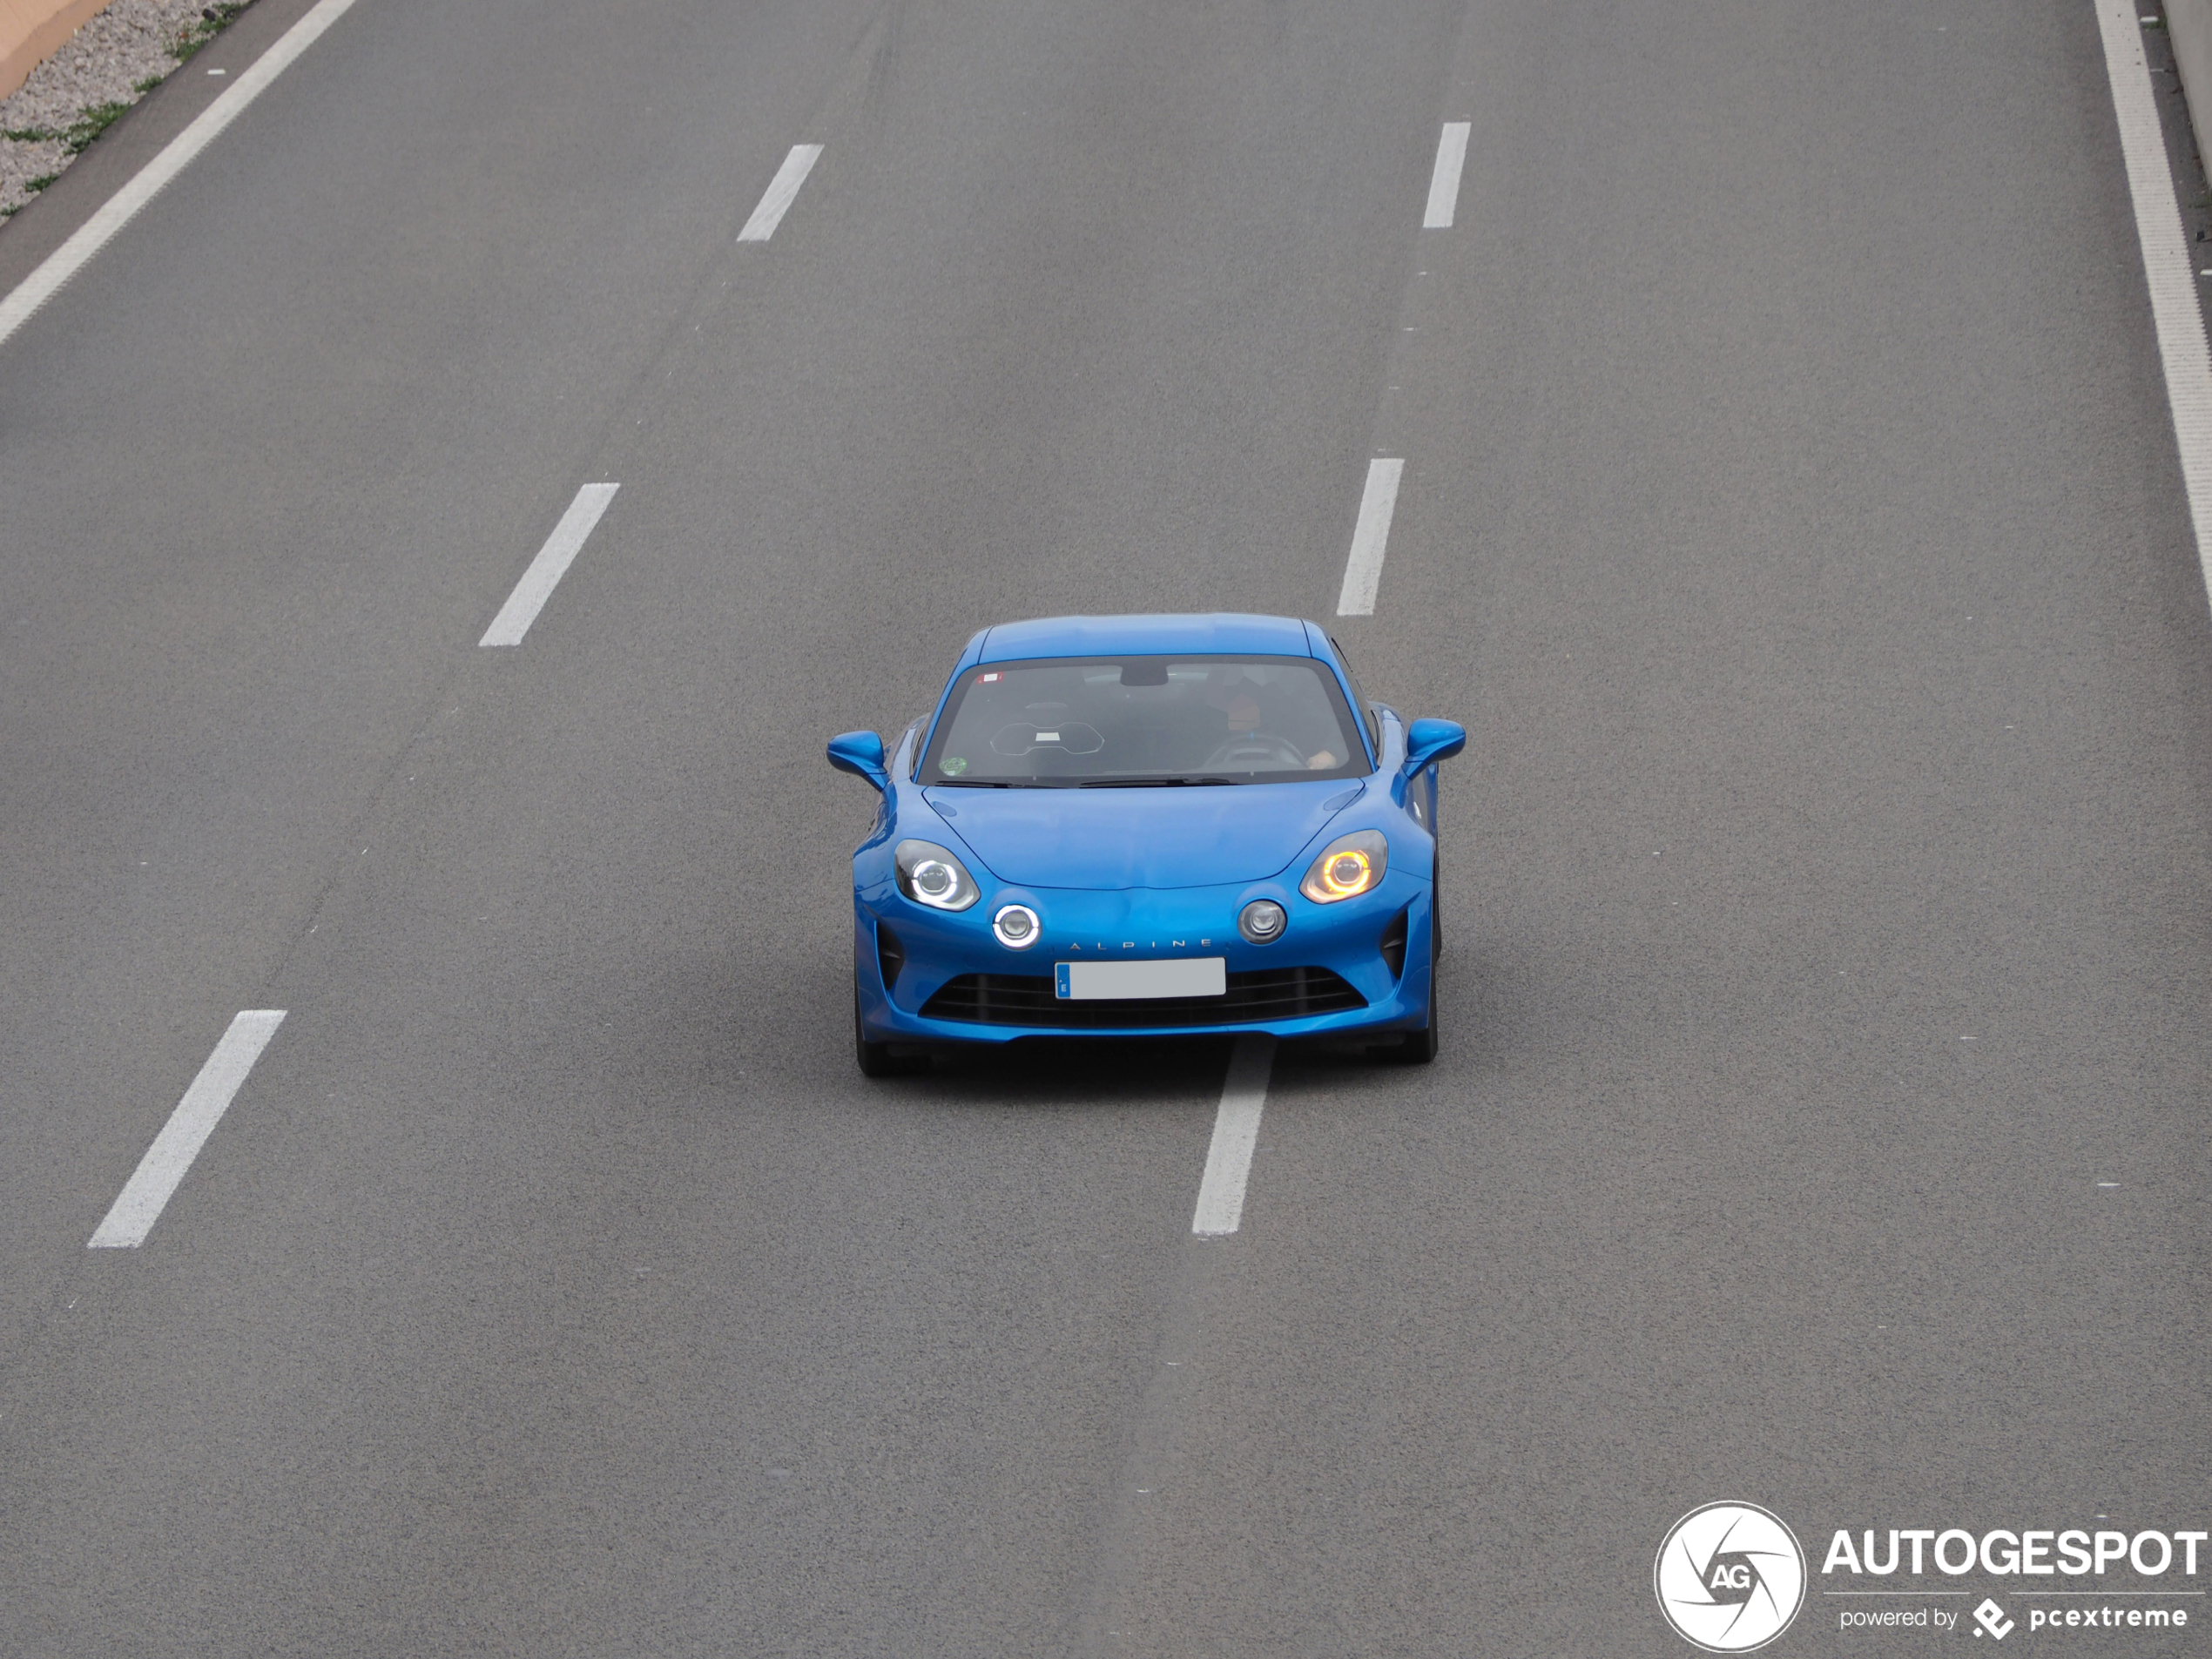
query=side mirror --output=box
[827,730,889,792]
[1401,718,1466,778]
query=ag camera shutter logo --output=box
[1655,1501,1807,1652]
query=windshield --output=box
[920,655,1369,786]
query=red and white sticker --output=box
[979,671,1001,684]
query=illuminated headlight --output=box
[993,904,1041,948]
[1298,830,1388,904]
[1238,900,1286,944]
[895,839,980,911]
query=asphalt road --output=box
[2,0,2209,1653]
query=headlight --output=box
[993,904,1041,948]
[895,840,980,911]
[1298,830,1387,903]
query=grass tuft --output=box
[3,125,57,143]
[63,101,132,155]
[172,2,251,62]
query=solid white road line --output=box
[738,145,824,242]
[1423,122,1471,229]
[479,482,619,647]
[1191,1035,1275,1237]
[0,0,361,355]
[90,1010,286,1248]
[2095,2,2212,595]
[1336,457,1405,616]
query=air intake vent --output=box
[920,966,1365,1028]
[1378,908,1409,978]
[876,924,907,991]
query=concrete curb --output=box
[0,0,317,293]
[0,0,111,100]
[2169,2,2212,153]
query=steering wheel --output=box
[1203,732,1307,772]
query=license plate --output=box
[1055,957,1227,1001]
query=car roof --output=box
[970,612,1319,664]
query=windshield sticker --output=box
[978,671,1001,684]
[940,755,970,775]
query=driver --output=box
[1217,688,1263,732]
[1198,667,1260,729]
[1200,668,1339,771]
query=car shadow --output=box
[892,1032,1245,1109]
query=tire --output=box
[855,982,918,1076]
[1432,845,1443,959]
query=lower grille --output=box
[920,966,1366,1028]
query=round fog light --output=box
[1239,900,1287,944]
[993,904,1042,949]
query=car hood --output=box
[923,780,1362,889]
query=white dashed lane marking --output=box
[1423,122,1471,229]
[1336,457,1405,616]
[1191,1035,1274,1236]
[479,482,619,647]
[738,145,824,242]
[89,1011,286,1248]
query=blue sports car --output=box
[827,613,1465,1074]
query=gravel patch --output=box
[0,1,247,219]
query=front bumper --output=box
[854,872,1433,1045]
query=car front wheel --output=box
[855,982,920,1077]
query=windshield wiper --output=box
[1079,775,1234,788]
[932,779,1015,787]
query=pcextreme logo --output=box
[1655,1502,1808,1653]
